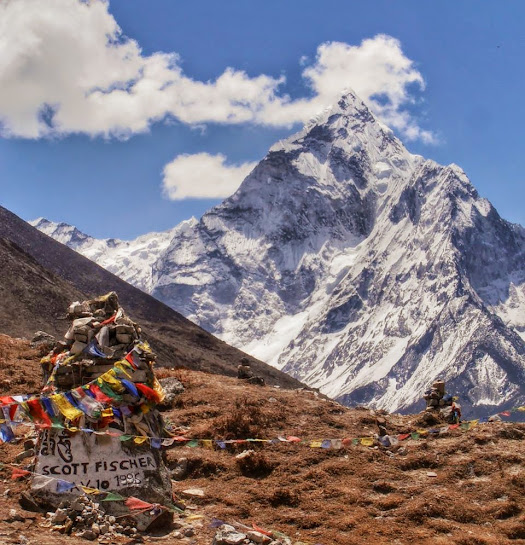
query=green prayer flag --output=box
[101,492,125,502]
[97,380,123,400]
[118,434,134,441]
[352,438,359,446]
[187,440,199,448]
[411,432,420,440]
[166,502,184,513]
[461,422,470,430]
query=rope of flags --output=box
[1,407,523,452]
[0,342,166,443]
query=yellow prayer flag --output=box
[152,377,165,402]
[309,440,323,448]
[81,486,100,495]
[469,419,479,428]
[50,394,84,420]
[360,437,375,447]
[202,439,213,450]
[516,406,525,412]
[100,369,125,393]
[101,408,114,418]
[115,361,132,378]
[416,429,429,436]
[134,436,148,445]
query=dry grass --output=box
[0,336,524,545]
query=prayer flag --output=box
[360,437,374,447]
[499,411,511,417]
[81,486,100,495]
[202,439,213,450]
[88,384,113,403]
[125,497,153,510]
[397,433,410,441]
[151,438,162,449]
[321,440,332,449]
[102,492,125,502]
[121,380,139,398]
[134,436,148,445]
[56,480,76,493]
[83,340,107,359]
[11,468,31,480]
[51,393,83,421]
[309,440,322,448]
[136,383,161,402]
[286,436,301,442]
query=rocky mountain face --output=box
[33,91,525,415]
[30,218,185,292]
[0,205,305,389]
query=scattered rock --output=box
[181,488,205,498]
[171,457,189,480]
[158,377,185,409]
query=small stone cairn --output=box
[423,380,461,423]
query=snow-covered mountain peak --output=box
[32,89,525,415]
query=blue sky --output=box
[1,0,524,239]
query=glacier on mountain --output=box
[33,91,525,415]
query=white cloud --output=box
[162,153,257,200]
[0,0,435,143]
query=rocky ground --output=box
[0,334,524,545]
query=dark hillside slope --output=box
[0,205,304,388]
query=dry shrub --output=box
[498,427,525,440]
[167,454,226,479]
[397,452,439,471]
[485,501,522,520]
[214,396,281,439]
[400,497,481,525]
[502,521,525,540]
[454,537,492,545]
[372,480,396,494]
[267,489,300,507]
[236,451,277,478]
[374,494,404,510]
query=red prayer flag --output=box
[136,383,161,402]
[448,424,460,430]
[88,384,113,403]
[0,396,15,406]
[397,433,411,441]
[125,497,154,510]
[11,468,31,480]
[26,398,52,426]
[499,411,511,417]
[286,436,301,442]
[252,523,273,537]
[100,314,116,326]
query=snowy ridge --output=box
[30,217,197,292]
[33,91,525,415]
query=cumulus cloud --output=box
[0,0,434,143]
[162,153,257,200]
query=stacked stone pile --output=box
[213,524,292,545]
[423,380,461,423]
[41,495,139,541]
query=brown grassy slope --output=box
[0,336,523,545]
[0,206,304,389]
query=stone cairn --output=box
[31,292,172,532]
[423,380,461,423]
